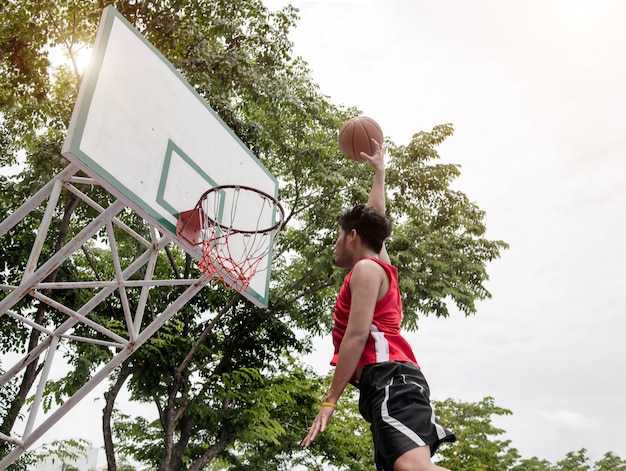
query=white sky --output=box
[262,0,626,465]
[8,0,626,468]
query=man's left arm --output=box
[300,260,382,447]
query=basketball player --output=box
[300,139,456,471]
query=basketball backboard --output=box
[62,6,280,307]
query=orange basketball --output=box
[338,116,384,162]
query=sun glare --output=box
[49,44,93,77]
[73,46,93,76]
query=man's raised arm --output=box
[362,139,390,264]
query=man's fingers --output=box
[301,407,334,448]
[360,138,384,163]
[301,424,319,448]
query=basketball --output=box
[338,116,384,162]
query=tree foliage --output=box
[434,396,519,470]
[593,452,626,471]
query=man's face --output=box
[332,228,351,268]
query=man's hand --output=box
[360,138,384,172]
[300,404,336,448]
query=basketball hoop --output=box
[177,185,285,292]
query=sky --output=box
[259,0,626,465]
[6,0,626,468]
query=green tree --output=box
[434,396,520,470]
[0,1,507,470]
[594,452,626,471]
[386,125,504,324]
[199,374,374,471]
[554,449,591,471]
[0,0,102,452]
[512,456,555,471]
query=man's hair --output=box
[337,204,392,253]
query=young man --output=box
[301,140,456,471]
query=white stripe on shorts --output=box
[402,374,449,441]
[381,380,427,447]
[431,408,448,439]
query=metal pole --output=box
[22,336,60,437]
[0,200,126,318]
[0,164,78,238]
[23,178,64,278]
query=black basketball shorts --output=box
[358,361,456,471]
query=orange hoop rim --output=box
[198,184,285,234]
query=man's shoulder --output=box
[355,257,395,269]
[352,258,388,277]
[354,257,382,268]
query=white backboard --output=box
[62,6,279,307]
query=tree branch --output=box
[103,368,131,471]
[175,294,240,378]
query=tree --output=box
[1,0,507,469]
[594,452,626,471]
[0,0,103,450]
[386,124,505,324]
[434,396,520,470]
[512,457,555,471]
[554,449,591,471]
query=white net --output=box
[195,185,284,292]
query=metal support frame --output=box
[0,166,214,469]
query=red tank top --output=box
[331,258,419,368]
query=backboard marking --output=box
[61,6,279,307]
[157,139,218,220]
